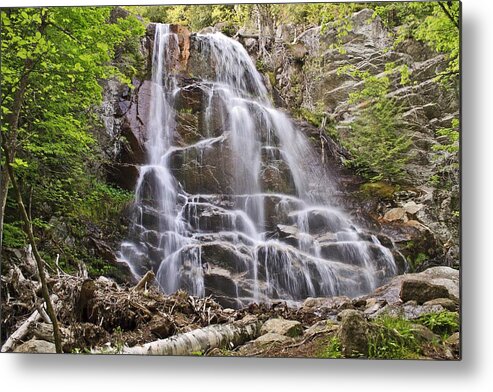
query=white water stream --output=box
[119,24,398,307]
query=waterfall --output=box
[119,24,399,308]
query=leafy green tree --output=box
[1,7,144,350]
[130,4,242,32]
[1,7,144,251]
[373,1,460,81]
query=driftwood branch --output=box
[132,271,155,292]
[122,317,262,356]
[1,295,58,352]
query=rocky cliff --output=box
[101,9,459,294]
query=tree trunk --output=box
[122,317,262,356]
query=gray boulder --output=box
[338,309,369,357]
[260,318,303,338]
[400,279,451,304]
[14,339,56,354]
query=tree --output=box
[1,7,143,249]
[0,6,144,350]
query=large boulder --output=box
[337,309,369,357]
[400,279,452,304]
[14,339,56,354]
[260,318,303,337]
[367,266,459,305]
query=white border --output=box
[2,1,492,391]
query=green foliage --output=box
[2,222,27,248]
[368,315,421,359]
[430,118,459,195]
[412,252,428,270]
[131,4,241,32]
[373,1,459,82]
[75,181,133,225]
[319,336,343,359]
[338,66,412,183]
[85,257,118,278]
[418,311,459,338]
[345,97,411,182]
[296,107,325,129]
[433,118,460,155]
[1,7,144,274]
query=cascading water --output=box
[119,24,399,308]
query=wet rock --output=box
[170,142,235,195]
[260,160,296,194]
[400,279,451,304]
[260,318,303,337]
[14,339,56,353]
[338,309,369,357]
[276,224,301,247]
[200,243,251,274]
[204,267,239,300]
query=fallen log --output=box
[121,316,262,356]
[1,295,58,353]
[1,308,42,353]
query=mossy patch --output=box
[359,181,396,200]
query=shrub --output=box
[2,222,27,248]
[417,311,459,338]
[368,315,421,359]
[345,97,412,183]
[319,335,343,359]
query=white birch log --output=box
[122,317,262,356]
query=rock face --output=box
[241,8,459,266]
[109,22,409,308]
